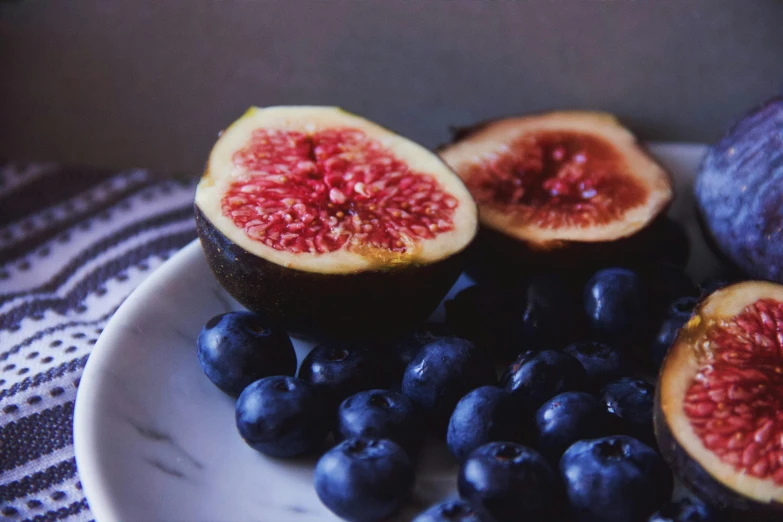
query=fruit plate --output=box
[74,143,721,522]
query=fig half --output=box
[439,111,675,281]
[195,106,477,340]
[656,280,783,519]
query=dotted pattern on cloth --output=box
[0,163,196,521]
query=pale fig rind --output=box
[195,106,478,339]
[439,111,677,283]
[655,280,783,520]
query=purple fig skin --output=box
[695,96,783,284]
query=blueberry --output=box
[402,337,497,434]
[563,341,626,389]
[650,296,698,370]
[337,389,423,457]
[197,311,296,397]
[458,442,559,522]
[413,499,493,522]
[447,386,527,461]
[648,497,718,522]
[601,377,656,448]
[501,349,588,414]
[298,343,385,408]
[314,438,414,522]
[640,263,700,317]
[584,268,648,344]
[235,376,329,458]
[444,285,516,362]
[384,323,453,385]
[560,436,673,522]
[534,391,615,463]
[509,274,583,352]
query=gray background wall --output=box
[1,0,782,175]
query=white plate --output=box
[74,144,722,522]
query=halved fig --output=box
[656,280,783,519]
[195,106,477,340]
[439,111,675,281]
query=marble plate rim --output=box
[74,238,208,522]
[74,142,710,522]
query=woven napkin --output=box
[0,162,196,521]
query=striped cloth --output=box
[0,162,197,521]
